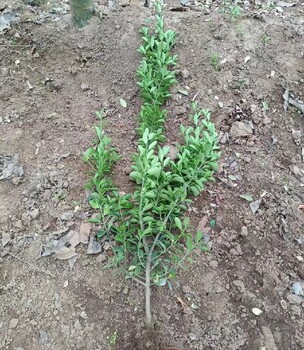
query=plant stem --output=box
[145,251,152,327]
[145,231,161,327]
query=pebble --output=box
[29,208,40,220]
[60,211,74,221]
[280,299,288,310]
[74,319,82,331]
[1,67,9,77]
[252,307,263,316]
[290,305,301,317]
[209,260,218,269]
[286,293,303,305]
[79,311,88,319]
[9,318,19,329]
[181,69,190,79]
[263,116,271,125]
[95,254,107,263]
[39,330,48,344]
[230,121,253,138]
[182,285,191,294]
[232,279,245,293]
[189,333,197,341]
[240,226,248,237]
[81,83,89,91]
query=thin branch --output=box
[131,277,146,287]
[4,249,55,278]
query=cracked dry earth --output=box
[0,1,304,349]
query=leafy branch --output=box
[83,1,220,329]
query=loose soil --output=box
[1,1,304,349]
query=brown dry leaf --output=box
[54,246,77,260]
[197,216,210,234]
[68,255,78,270]
[176,296,186,308]
[56,230,80,251]
[79,221,91,244]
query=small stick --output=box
[4,249,55,278]
[132,276,145,287]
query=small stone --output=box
[240,226,248,237]
[280,299,288,310]
[263,116,271,125]
[218,101,224,108]
[122,286,129,295]
[189,333,197,341]
[251,307,263,316]
[182,285,191,294]
[181,69,190,79]
[1,67,9,77]
[286,293,303,305]
[9,318,19,329]
[11,177,23,185]
[173,106,187,115]
[74,319,82,330]
[81,83,89,91]
[290,305,301,317]
[96,254,107,263]
[79,311,88,319]
[39,330,48,344]
[209,260,218,269]
[291,282,304,296]
[29,208,40,220]
[60,211,74,221]
[230,121,253,138]
[232,279,245,293]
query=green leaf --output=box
[97,230,106,239]
[228,175,237,181]
[178,89,188,96]
[155,278,167,287]
[209,219,216,228]
[128,265,137,271]
[148,167,161,176]
[83,147,95,160]
[196,231,203,242]
[174,217,182,230]
[120,98,127,108]
[239,194,253,201]
[89,199,101,209]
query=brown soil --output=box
[1,1,304,350]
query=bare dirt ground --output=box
[1,1,304,349]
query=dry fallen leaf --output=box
[87,237,102,255]
[68,255,78,270]
[79,221,91,244]
[197,216,210,234]
[176,296,186,308]
[54,246,77,260]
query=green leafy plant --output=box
[210,52,220,71]
[107,331,118,347]
[221,0,242,20]
[262,34,271,44]
[262,101,269,112]
[83,1,220,329]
